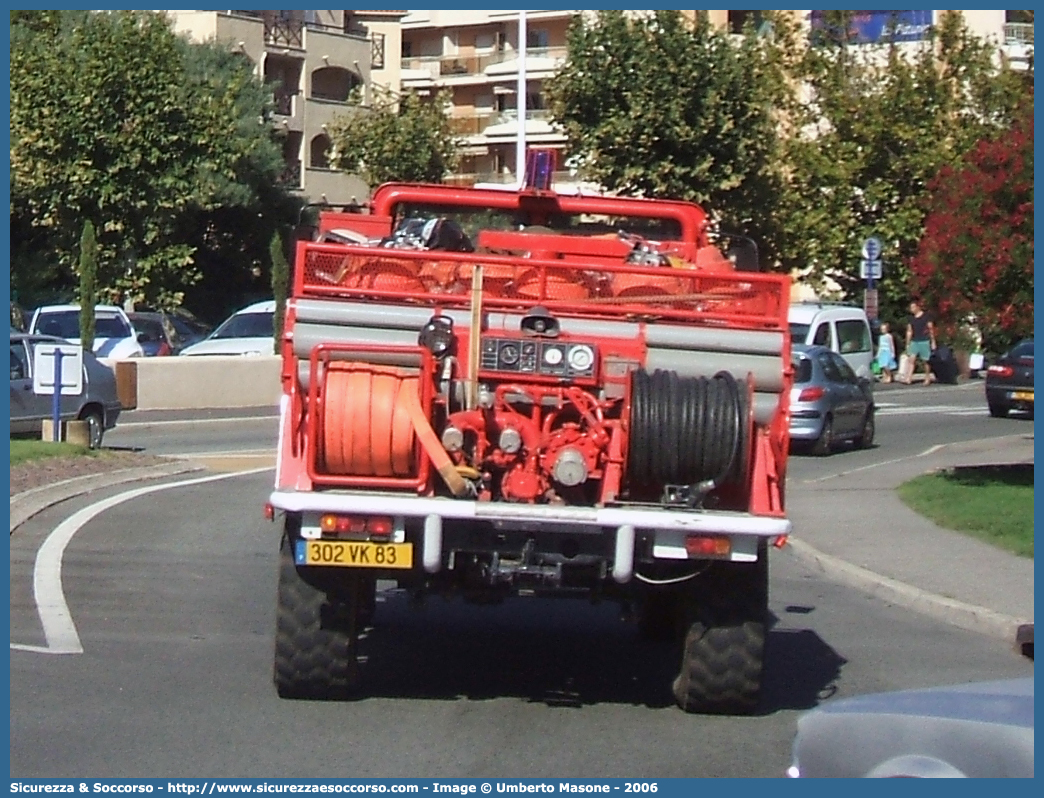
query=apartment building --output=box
[399,9,1030,187]
[167,9,407,205]
[400,10,580,187]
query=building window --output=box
[310,135,332,169]
[371,32,386,70]
[728,10,764,35]
[527,28,550,54]
[311,66,360,103]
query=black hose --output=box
[628,368,748,491]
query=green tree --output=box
[10,10,294,312]
[780,12,1029,321]
[910,98,1033,354]
[270,231,289,355]
[77,220,98,352]
[328,87,461,186]
[545,11,801,267]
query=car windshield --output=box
[789,323,810,344]
[792,356,813,384]
[170,316,208,338]
[210,311,273,340]
[131,317,165,340]
[1010,341,1034,359]
[35,310,131,340]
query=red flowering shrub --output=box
[910,100,1033,353]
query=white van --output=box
[788,302,874,378]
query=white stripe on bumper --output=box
[268,490,791,537]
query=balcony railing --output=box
[263,12,303,49]
[446,109,553,137]
[371,32,386,70]
[278,159,302,189]
[446,170,577,187]
[448,113,497,136]
[491,108,552,125]
[401,46,569,78]
[272,88,297,116]
[1004,22,1034,46]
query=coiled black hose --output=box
[628,368,747,490]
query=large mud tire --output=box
[672,549,768,715]
[273,524,366,700]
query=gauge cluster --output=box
[480,337,597,379]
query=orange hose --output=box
[323,363,418,477]
[321,361,468,496]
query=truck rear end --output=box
[268,178,792,713]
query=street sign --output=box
[33,343,83,396]
[860,259,883,280]
[861,236,883,261]
[864,287,879,320]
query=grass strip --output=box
[10,438,95,465]
[897,464,1034,558]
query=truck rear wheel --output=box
[273,524,369,700]
[672,550,768,714]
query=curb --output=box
[9,461,206,535]
[786,537,1031,643]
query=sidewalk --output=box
[786,432,1034,641]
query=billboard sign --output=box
[810,10,933,45]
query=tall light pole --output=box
[515,10,527,187]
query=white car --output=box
[788,302,874,379]
[179,300,276,356]
[29,304,145,359]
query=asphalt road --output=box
[105,407,278,458]
[789,379,1026,482]
[10,381,1034,780]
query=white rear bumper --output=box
[269,490,790,579]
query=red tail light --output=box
[988,365,1014,378]
[319,514,393,537]
[685,535,731,557]
[366,516,393,537]
[797,386,825,402]
[157,341,172,356]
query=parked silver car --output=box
[787,677,1034,777]
[789,344,875,455]
[9,332,122,448]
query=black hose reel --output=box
[627,368,751,504]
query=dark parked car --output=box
[167,312,212,349]
[789,344,875,455]
[127,312,178,356]
[10,332,122,448]
[985,339,1033,418]
[787,677,1034,778]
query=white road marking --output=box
[801,442,952,484]
[802,454,921,484]
[115,416,278,429]
[164,449,276,459]
[10,466,274,656]
[876,404,972,416]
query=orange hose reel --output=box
[320,361,469,496]
[322,363,417,477]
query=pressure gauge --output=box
[543,346,564,366]
[499,342,520,366]
[567,345,595,372]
